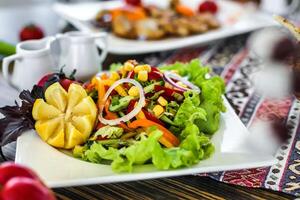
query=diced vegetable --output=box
[115,85,128,96]
[138,70,148,82]
[104,100,132,131]
[110,72,120,81]
[126,99,137,114]
[128,86,139,97]
[95,78,106,106]
[142,109,165,126]
[124,62,135,71]
[148,71,163,80]
[144,82,161,94]
[136,110,146,119]
[157,96,167,106]
[109,96,134,112]
[153,105,164,117]
[134,64,151,73]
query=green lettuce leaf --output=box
[109,96,134,112]
[152,123,214,170]
[91,126,124,139]
[74,126,214,172]
[160,59,226,135]
[109,63,122,71]
[173,91,206,127]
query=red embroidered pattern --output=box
[222,168,268,187]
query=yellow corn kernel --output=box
[177,81,188,88]
[91,76,99,85]
[157,96,168,106]
[124,62,135,71]
[119,66,127,78]
[136,110,146,119]
[165,82,173,89]
[103,79,114,86]
[153,105,164,117]
[110,71,120,81]
[134,64,151,73]
[138,71,148,82]
[115,86,128,96]
[128,86,139,97]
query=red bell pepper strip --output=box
[154,85,184,102]
[104,85,118,96]
[148,71,163,80]
[142,109,165,126]
[96,135,108,141]
[126,99,137,114]
[96,122,106,130]
[154,85,184,95]
[151,67,160,72]
[127,71,135,79]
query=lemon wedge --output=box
[32,83,97,149]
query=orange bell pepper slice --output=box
[128,119,180,148]
[176,5,195,17]
[97,80,106,107]
[111,7,146,21]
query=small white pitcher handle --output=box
[2,54,22,87]
[93,32,108,64]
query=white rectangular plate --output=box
[15,99,276,188]
[53,0,276,54]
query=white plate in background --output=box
[53,0,276,54]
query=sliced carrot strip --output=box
[129,119,180,148]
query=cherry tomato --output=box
[19,24,44,41]
[125,0,141,6]
[59,79,81,91]
[59,79,73,91]
[198,0,218,14]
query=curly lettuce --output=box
[74,126,213,172]
[160,59,226,134]
[173,91,206,127]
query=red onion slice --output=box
[98,78,145,125]
[163,72,200,93]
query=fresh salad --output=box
[0,59,225,172]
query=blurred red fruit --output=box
[0,162,39,186]
[1,177,55,200]
[198,0,218,14]
[19,24,44,41]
